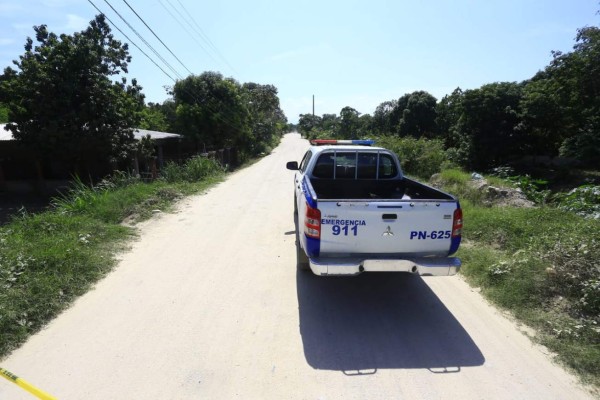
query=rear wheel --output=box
[296,239,310,271]
[293,193,298,215]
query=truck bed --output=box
[310,177,454,201]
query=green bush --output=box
[377,136,447,179]
[553,185,600,219]
[161,156,224,183]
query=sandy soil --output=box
[0,133,594,399]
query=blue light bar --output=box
[310,139,375,146]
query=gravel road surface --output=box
[0,133,594,399]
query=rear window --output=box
[312,152,398,179]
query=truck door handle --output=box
[382,214,397,220]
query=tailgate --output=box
[318,200,458,257]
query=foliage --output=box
[378,136,446,179]
[396,91,438,138]
[371,91,438,138]
[452,82,525,169]
[338,106,361,138]
[0,103,8,123]
[172,73,286,160]
[242,82,287,155]
[558,117,600,167]
[554,185,600,219]
[139,104,169,132]
[506,174,551,205]
[372,100,399,134]
[297,113,322,136]
[173,72,250,151]
[160,156,224,183]
[0,15,142,172]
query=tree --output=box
[396,91,438,138]
[372,100,398,134]
[321,113,339,135]
[0,15,142,174]
[436,87,463,148]
[173,72,250,151]
[454,82,525,169]
[339,106,361,139]
[297,113,322,136]
[518,77,565,157]
[0,104,8,123]
[139,103,169,132]
[242,82,287,153]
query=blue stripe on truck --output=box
[305,234,320,258]
[302,177,317,209]
[448,236,461,256]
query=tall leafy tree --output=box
[436,87,464,148]
[396,91,438,138]
[242,82,287,153]
[0,15,142,173]
[173,72,250,151]
[297,113,322,136]
[454,82,524,169]
[338,106,360,139]
[372,100,398,134]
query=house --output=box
[0,124,182,193]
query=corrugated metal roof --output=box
[0,124,181,141]
[0,124,14,141]
[133,128,181,140]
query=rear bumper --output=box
[309,257,461,276]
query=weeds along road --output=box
[0,133,594,400]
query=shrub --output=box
[377,136,447,179]
[161,156,224,183]
[553,185,600,219]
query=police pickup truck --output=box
[286,139,462,276]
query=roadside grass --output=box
[0,156,225,359]
[446,183,600,387]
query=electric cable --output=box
[87,0,176,81]
[121,0,193,75]
[103,0,183,79]
[173,0,238,74]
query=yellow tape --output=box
[0,367,57,400]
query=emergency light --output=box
[309,139,375,146]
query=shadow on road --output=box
[296,271,485,373]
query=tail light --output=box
[452,208,463,237]
[304,202,321,239]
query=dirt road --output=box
[0,133,593,399]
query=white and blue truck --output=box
[286,139,462,276]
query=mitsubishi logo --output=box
[382,226,394,236]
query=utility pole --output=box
[312,94,315,117]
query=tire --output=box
[296,239,310,271]
[293,193,298,215]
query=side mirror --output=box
[286,161,299,170]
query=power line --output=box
[173,0,238,74]
[160,0,219,66]
[88,0,245,133]
[102,0,183,80]
[121,0,193,75]
[87,0,176,82]
[156,0,212,64]
[160,0,235,75]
